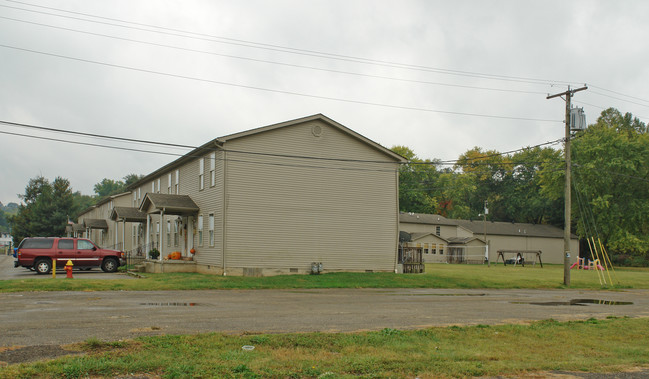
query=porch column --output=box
[159,210,164,261]
[122,220,126,252]
[145,215,150,257]
[187,216,194,257]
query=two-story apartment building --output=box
[78,114,406,276]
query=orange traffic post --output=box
[52,258,56,279]
[64,260,74,279]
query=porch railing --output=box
[125,242,157,271]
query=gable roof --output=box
[83,219,109,230]
[111,207,147,222]
[139,193,199,215]
[399,212,458,226]
[399,212,577,239]
[218,114,406,161]
[454,219,575,239]
[128,114,406,190]
[408,232,449,243]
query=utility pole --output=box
[547,85,587,286]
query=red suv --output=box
[14,237,126,274]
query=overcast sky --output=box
[1,0,648,205]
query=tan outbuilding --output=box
[400,212,578,265]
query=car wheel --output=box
[101,258,118,273]
[35,259,52,275]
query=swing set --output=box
[573,176,620,287]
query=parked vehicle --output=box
[14,237,125,274]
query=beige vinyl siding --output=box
[222,120,399,272]
[167,150,224,266]
[488,235,578,264]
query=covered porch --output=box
[139,193,199,261]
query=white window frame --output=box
[210,152,216,187]
[167,173,172,194]
[208,213,214,247]
[173,220,179,247]
[155,222,160,247]
[166,220,171,247]
[175,169,179,194]
[198,214,203,247]
[156,178,161,193]
[199,158,205,191]
[151,181,155,193]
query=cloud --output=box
[1,0,648,204]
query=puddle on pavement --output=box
[140,302,198,306]
[513,298,633,306]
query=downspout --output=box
[394,163,400,273]
[222,148,227,276]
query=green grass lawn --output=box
[2,265,648,378]
[1,263,647,292]
[1,317,648,378]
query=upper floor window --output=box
[199,158,205,191]
[175,170,179,194]
[156,178,161,193]
[210,152,216,187]
[435,226,441,236]
[168,173,172,194]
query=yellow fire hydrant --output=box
[64,260,74,279]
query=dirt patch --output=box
[0,345,82,365]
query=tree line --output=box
[9,174,142,244]
[392,108,648,261]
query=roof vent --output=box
[312,125,323,137]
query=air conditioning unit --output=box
[570,107,587,131]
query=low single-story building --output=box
[399,212,579,265]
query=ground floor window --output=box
[208,213,214,247]
[198,215,203,247]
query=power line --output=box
[6,2,649,113]
[1,1,577,86]
[0,15,550,96]
[0,44,563,123]
[588,84,649,105]
[589,90,649,109]
[0,120,195,149]
[1,119,567,171]
[0,129,397,173]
